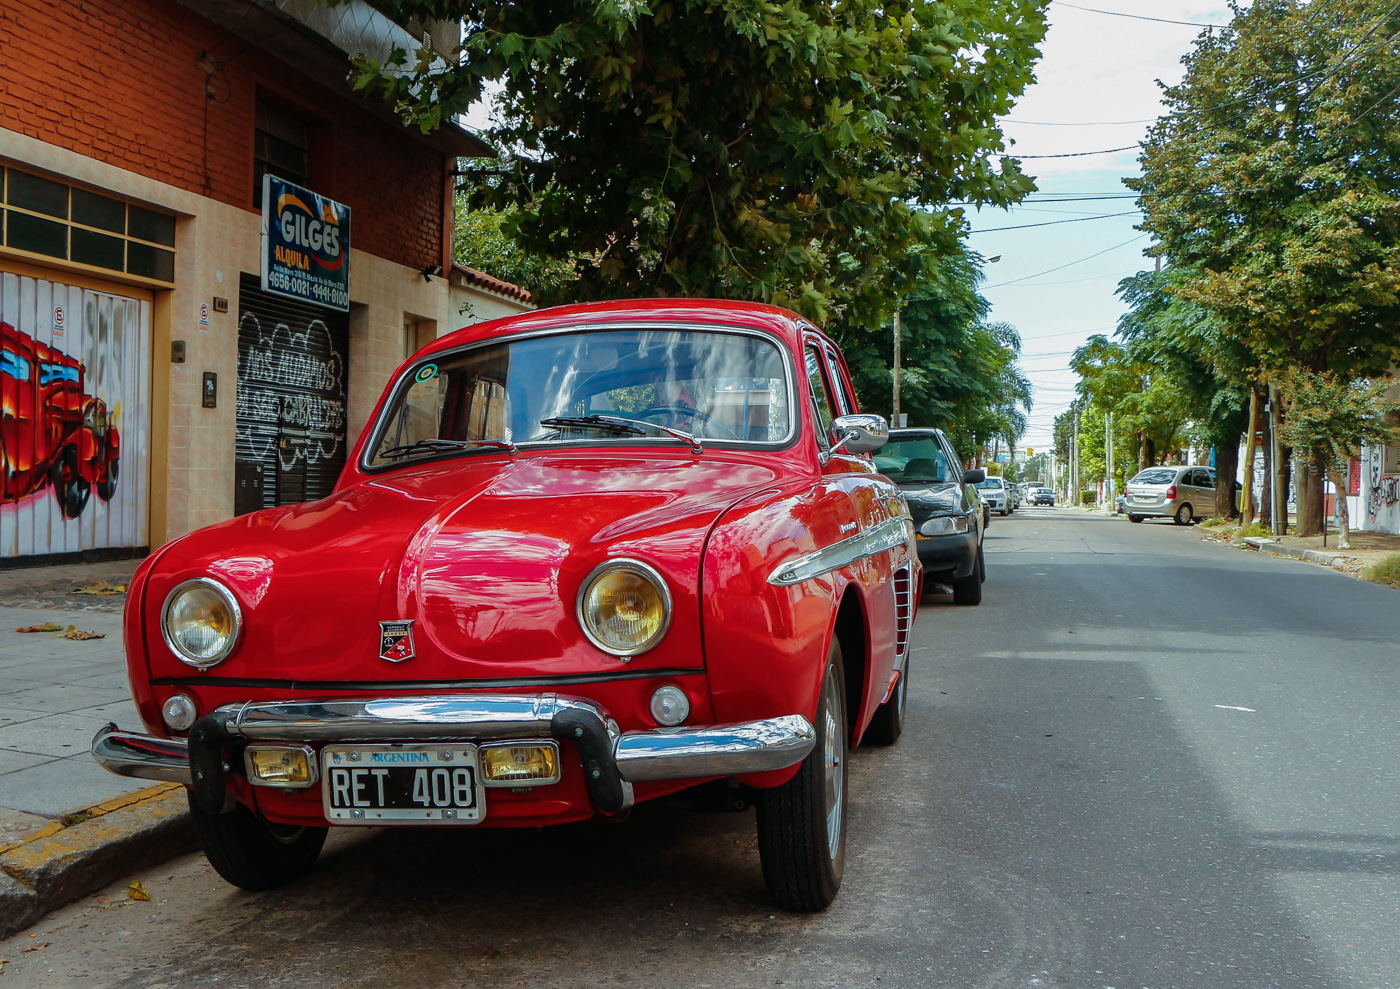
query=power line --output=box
[1004,118,1156,126]
[970,210,1139,233]
[982,234,1149,288]
[1052,2,1223,28]
[1003,146,1139,159]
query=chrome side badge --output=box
[379,620,415,662]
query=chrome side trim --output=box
[767,516,914,586]
[613,714,816,782]
[90,724,193,785]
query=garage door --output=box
[234,272,348,515]
[0,267,151,561]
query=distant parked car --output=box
[1008,483,1022,509]
[1030,487,1055,506]
[976,475,1011,515]
[1124,465,1219,524]
[874,428,987,605]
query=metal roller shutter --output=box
[234,272,348,515]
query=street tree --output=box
[1278,370,1398,547]
[1131,0,1400,530]
[350,0,1049,326]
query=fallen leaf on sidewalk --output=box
[51,626,105,640]
[15,622,62,633]
[128,879,150,901]
[74,580,126,596]
[19,942,48,953]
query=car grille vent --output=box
[893,565,913,661]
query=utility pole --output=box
[1071,413,1079,507]
[1268,382,1285,536]
[892,309,901,428]
[1104,411,1114,513]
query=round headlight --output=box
[577,560,671,658]
[162,578,242,668]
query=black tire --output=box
[977,541,986,583]
[1174,503,1194,526]
[190,794,327,892]
[1129,514,1143,523]
[952,567,982,605]
[50,446,90,519]
[757,640,847,912]
[864,657,907,747]
[96,457,119,502]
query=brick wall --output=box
[0,0,444,273]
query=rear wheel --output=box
[190,795,327,891]
[96,457,119,502]
[1129,514,1144,523]
[50,447,90,519]
[757,641,847,912]
[865,657,907,747]
[1174,503,1194,525]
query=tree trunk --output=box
[1145,437,1156,467]
[1259,434,1273,529]
[1302,455,1327,537]
[1326,455,1351,550]
[1215,435,1241,520]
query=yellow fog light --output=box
[577,559,671,658]
[244,746,317,788]
[479,742,561,787]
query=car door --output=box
[805,337,900,736]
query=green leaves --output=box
[354,0,1048,325]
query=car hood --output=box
[897,482,961,524]
[143,452,783,683]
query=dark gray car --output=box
[874,428,987,605]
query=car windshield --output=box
[976,479,1004,490]
[366,328,792,467]
[1131,468,1178,485]
[873,437,956,484]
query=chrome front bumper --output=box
[92,693,815,816]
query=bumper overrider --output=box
[91,693,816,817]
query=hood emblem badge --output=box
[379,620,416,663]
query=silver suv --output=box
[1124,465,1218,525]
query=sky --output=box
[973,1,1238,452]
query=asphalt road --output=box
[5,509,1398,988]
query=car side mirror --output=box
[963,468,986,485]
[829,414,889,455]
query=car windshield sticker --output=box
[379,620,416,662]
[415,364,437,383]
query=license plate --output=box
[321,745,485,825]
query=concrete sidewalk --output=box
[0,562,146,843]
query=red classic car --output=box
[1,321,120,517]
[94,299,918,911]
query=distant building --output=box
[0,0,530,567]
[1358,374,1400,534]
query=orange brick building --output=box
[0,0,529,565]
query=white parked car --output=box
[976,476,1011,515]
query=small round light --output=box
[161,693,198,732]
[650,685,691,727]
[578,560,671,657]
[162,578,242,668]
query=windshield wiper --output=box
[378,438,515,461]
[539,415,648,436]
[540,414,701,453]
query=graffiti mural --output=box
[1365,443,1400,527]
[1,271,150,560]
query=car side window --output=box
[804,345,834,449]
[823,346,856,416]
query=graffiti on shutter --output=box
[235,273,347,515]
[1,269,151,560]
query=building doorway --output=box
[235,273,348,515]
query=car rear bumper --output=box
[92,693,816,817]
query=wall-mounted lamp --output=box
[421,264,444,282]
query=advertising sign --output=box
[260,175,351,311]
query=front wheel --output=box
[50,447,90,519]
[757,641,847,912]
[190,795,327,891]
[1174,503,1194,526]
[96,457,119,502]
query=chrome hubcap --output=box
[822,669,844,859]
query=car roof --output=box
[424,298,822,359]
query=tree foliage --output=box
[352,0,1049,325]
[453,198,578,298]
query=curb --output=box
[1242,536,1346,568]
[0,784,195,938]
